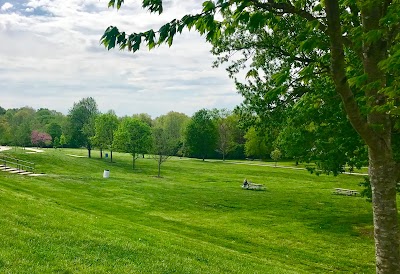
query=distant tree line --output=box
[0,98,243,162]
[0,96,369,175]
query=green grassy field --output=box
[0,148,383,273]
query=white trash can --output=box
[103,169,110,178]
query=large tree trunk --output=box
[325,0,400,272]
[369,145,400,273]
[361,3,400,272]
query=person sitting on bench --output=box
[243,179,249,188]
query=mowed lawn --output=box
[0,148,382,273]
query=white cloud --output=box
[0,0,243,118]
[1,2,13,11]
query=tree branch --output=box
[325,0,374,147]
[248,0,327,32]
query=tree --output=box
[184,109,218,161]
[154,111,190,155]
[276,125,308,166]
[225,112,246,159]
[59,134,67,149]
[35,108,53,128]
[68,97,99,158]
[53,136,60,149]
[270,148,282,167]
[217,118,231,161]
[102,1,400,272]
[131,113,153,157]
[11,107,35,148]
[113,118,152,169]
[93,111,119,161]
[0,116,12,145]
[274,89,367,172]
[212,109,238,161]
[31,130,52,148]
[47,122,63,146]
[152,127,173,177]
[213,110,244,161]
[244,127,268,160]
[132,113,153,127]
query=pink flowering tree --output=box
[31,130,52,148]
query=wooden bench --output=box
[333,188,359,196]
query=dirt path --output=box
[0,146,12,152]
[25,147,45,153]
[0,146,45,153]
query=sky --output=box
[0,0,243,118]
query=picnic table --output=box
[333,188,359,196]
[242,179,266,190]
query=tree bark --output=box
[110,150,113,163]
[361,3,399,271]
[100,148,103,159]
[325,0,400,273]
[369,146,400,273]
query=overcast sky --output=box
[0,0,243,118]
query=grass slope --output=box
[0,148,381,273]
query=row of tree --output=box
[0,100,243,176]
[0,95,370,175]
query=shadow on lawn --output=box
[301,211,373,238]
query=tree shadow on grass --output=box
[298,210,373,237]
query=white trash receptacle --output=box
[103,169,110,178]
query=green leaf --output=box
[142,0,163,14]
[117,31,126,44]
[108,0,115,8]
[249,12,266,32]
[246,69,259,79]
[272,71,289,85]
[234,11,250,24]
[364,29,383,45]
[101,26,120,50]
[132,34,142,52]
[184,15,200,30]
[169,23,177,46]
[195,18,206,34]
[224,25,235,36]
[312,3,323,12]
[348,74,368,88]
[116,0,124,9]
[202,1,215,12]
[158,23,171,44]
[145,30,156,49]
[299,37,319,52]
